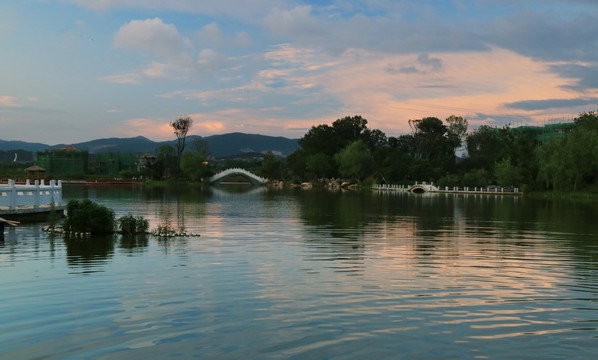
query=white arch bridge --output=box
[209,168,268,185]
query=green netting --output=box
[37,150,89,176]
[94,152,142,175]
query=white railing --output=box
[0,179,62,210]
[373,183,520,194]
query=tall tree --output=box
[445,115,468,154]
[171,116,193,164]
[410,117,448,161]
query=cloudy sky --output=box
[1,0,597,144]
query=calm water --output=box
[1,185,597,359]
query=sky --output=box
[1,0,598,144]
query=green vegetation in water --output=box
[117,214,149,235]
[59,199,199,237]
[63,199,116,234]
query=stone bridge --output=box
[409,183,439,193]
[209,168,267,185]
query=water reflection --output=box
[3,186,598,359]
[119,234,149,254]
[63,234,115,274]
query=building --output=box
[36,147,88,177]
[93,152,143,176]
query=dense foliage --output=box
[118,214,150,235]
[63,199,116,234]
[3,111,596,194]
[277,111,598,193]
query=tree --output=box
[494,158,523,187]
[534,111,598,192]
[285,149,307,181]
[298,124,335,156]
[180,151,209,181]
[306,153,335,179]
[171,116,193,164]
[407,117,455,179]
[465,125,508,171]
[446,115,468,154]
[409,117,448,161]
[298,115,385,157]
[261,151,282,180]
[574,110,598,131]
[335,140,372,180]
[154,144,177,179]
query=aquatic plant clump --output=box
[63,199,116,234]
[118,214,149,235]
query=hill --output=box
[0,133,299,158]
[0,140,50,153]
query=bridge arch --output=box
[209,168,267,185]
[408,183,439,193]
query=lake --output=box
[1,185,597,359]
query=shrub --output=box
[63,199,116,234]
[118,214,149,235]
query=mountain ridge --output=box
[0,133,300,158]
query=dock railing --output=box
[0,179,63,210]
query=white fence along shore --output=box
[373,181,520,195]
[0,179,63,212]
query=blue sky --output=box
[1,0,598,144]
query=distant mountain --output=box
[203,133,299,157]
[53,136,159,154]
[0,140,50,153]
[0,133,300,158]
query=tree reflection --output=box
[119,234,149,254]
[63,235,115,273]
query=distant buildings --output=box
[36,147,154,177]
[511,123,575,144]
[37,146,88,177]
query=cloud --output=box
[114,18,191,64]
[0,96,20,107]
[101,73,141,84]
[387,53,443,74]
[66,0,286,21]
[265,6,323,38]
[505,97,598,111]
[197,23,223,47]
[550,63,598,92]
[102,61,181,84]
[234,31,252,48]
[118,117,173,139]
[486,9,598,63]
[197,49,225,70]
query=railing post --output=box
[34,179,40,209]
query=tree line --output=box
[269,112,598,193]
[152,111,598,193]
